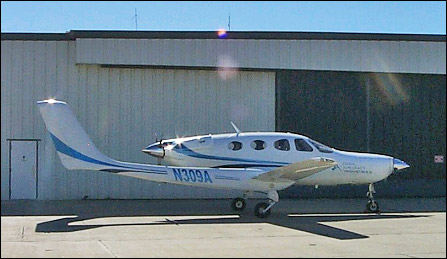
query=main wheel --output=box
[231,198,246,211]
[254,202,271,218]
[366,199,380,213]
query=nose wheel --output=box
[366,199,380,213]
[366,183,380,213]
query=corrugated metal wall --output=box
[76,38,446,74]
[1,40,275,200]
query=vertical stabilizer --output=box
[37,99,116,170]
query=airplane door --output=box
[9,139,39,199]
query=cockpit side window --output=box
[294,139,313,152]
[309,139,334,153]
[228,141,243,151]
[251,140,266,150]
[274,139,290,151]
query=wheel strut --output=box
[254,190,279,218]
[366,183,380,213]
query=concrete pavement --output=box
[2,198,446,258]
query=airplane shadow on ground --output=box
[34,210,425,240]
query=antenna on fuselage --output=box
[230,121,241,135]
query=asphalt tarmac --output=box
[1,198,445,258]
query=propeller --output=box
[153,133,165,165]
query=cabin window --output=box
[309,139,334,153]
[228,141,243,151]
[274,139,290,151]
[251,140,266,150]
[163,141,174,146]
[294,139,313,152]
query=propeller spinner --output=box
[142,134,167,165]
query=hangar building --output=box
[1,30,445,200]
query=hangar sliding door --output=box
[276,70,446,183]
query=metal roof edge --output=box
[2,30,446,42]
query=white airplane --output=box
[38,99,409,218]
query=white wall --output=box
[1,40,275,200]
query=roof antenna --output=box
[230,121,241,135]
[132,8,138,31]
[228,11,231,31]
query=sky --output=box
[1,1,446,34]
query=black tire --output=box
[254,202,271,218]
[231,198,246,211]
[366,200,380,213]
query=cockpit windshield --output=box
[308,139,334,153]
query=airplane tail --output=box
[37,99,120,171]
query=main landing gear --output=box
[231,191,279,218]
[231,197,246,211]
[366,183,380,213]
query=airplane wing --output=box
[253,157,337,183]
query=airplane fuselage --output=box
[143,132,402,186]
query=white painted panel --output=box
[103,39,114,65]
[361,40,375,72]
[1,41,12,200]
[438,43,446,74]
[349,40,363,71]
[10,41,23,139]
[21,42,34,139]
[318,40,333,70]
[388,41,403,73]
[288,40,300,69]
[337,40,351,71]
[431,42,446,74]
[199,40,210,67]
[404,42,421,73]
[143,39,154,65]
[76,38,445,74]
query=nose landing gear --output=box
[254,190,278,218]
[366,183,380,213]
[255,200,275,218]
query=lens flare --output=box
[370,73,409,106]
[217,29,227,39]
[217,54,239,80]
[367,49,410,106]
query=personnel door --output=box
[9,139,39,199]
